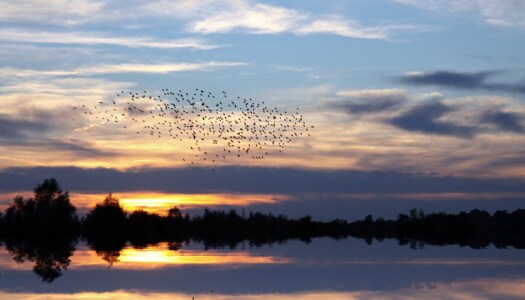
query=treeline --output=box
[2,178,525,283]
[349,208,525,249]
[2,178,525,250]
[0,178,350,249]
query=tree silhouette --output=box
[83,193,127,237]
[4,236,76,283]
[3,178,77,236]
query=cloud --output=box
[0,62,246,78]
[0,0,105,25]
[145,0,417,39]
[1,138,116,158]
[399,70,525,94]
[388,101,476,137]
[400,70,493,89]
[295,17,417,39]
[0,114,51,139]
[331,89,407,114]
[393,0,525,29]
[1,166,525,194]
[0,28,217,50]
[188,2,306,34]
[480,110,525,133]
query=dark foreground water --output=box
[1,237,524,299]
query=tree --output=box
[83,193,127,237]
[3,178,77,235]
[167,207,182,219]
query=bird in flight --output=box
[73,88,313,170]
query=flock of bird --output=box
[73,88,312,170]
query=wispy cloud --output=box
[145,0,418,39]
[393,0,525,29]
[0,62,246,78]
[188,1,306,34]
[0,28,217,50]
[0,1,421,40]
[0,0,106,25]
[295,17,417,40]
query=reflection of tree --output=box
[86,235,127,268]
[96,249,121,268]
[4,237,76,283]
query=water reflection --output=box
[2,237,75,283]
[2,279,525,299]
[1,238,525,298]
[0,240,289,279]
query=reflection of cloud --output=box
[2,279,525,299]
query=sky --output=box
[1,0,525,219]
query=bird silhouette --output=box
[73,88,312,170]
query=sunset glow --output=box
[1,1,525,298]
[75,192,287,214]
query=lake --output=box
[1,237,524,299]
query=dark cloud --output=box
[0,113,51,139]
[332,92,406,114]
[3,166,525,221]
[335,99,400,114]
[398,70,525,94]
[481,110,525,133]
[41,138,117,158]
[1,166,524,195]
[400,71,493,89]
[0,138,116,158]
[388,102,476,138]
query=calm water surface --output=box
[1,237,524,299]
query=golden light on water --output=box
[2,279,525,299]
[116,247,289,268]
[0,243,289,270]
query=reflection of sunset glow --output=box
[117,248,288,268]
[73,243,288,269]
[0,243,289,271]
[2,279,525,299]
